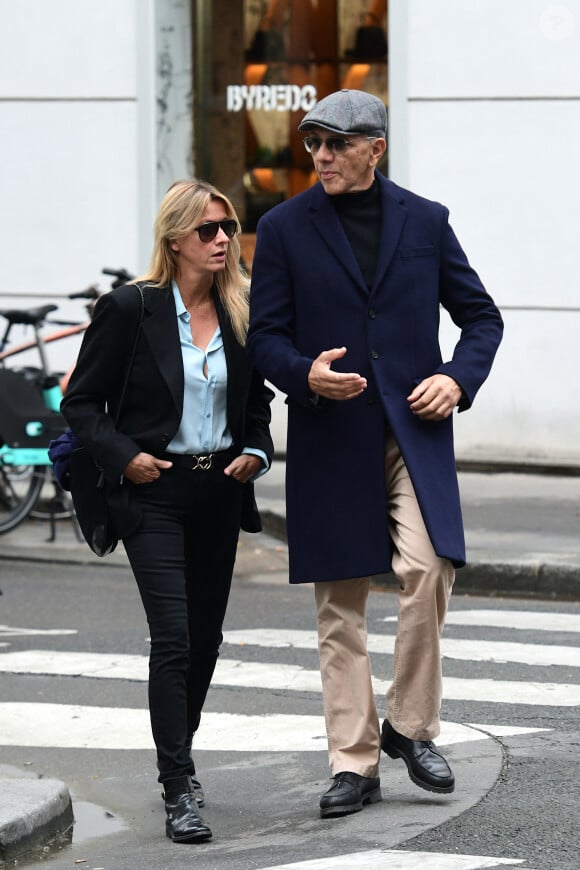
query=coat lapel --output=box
[306,178,408,296]
[307,184,367,292]
[140,285,183,415]
[372,176,408,292]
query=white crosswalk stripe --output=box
[259,851,539,869]
[223,627,580,667]
[0,623,77,637]
[1,647,578,706]
[0,702,547,751]
[383,609,580,633]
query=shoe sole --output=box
[320,786,382,818]
[384,745,455,794]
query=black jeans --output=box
[123,460,243,783]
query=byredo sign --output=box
[227,84,317,112]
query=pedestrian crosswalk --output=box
[259,851,540,870]
[0,702,548,752]
[0,605,576,869]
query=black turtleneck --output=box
[332,179,382,291]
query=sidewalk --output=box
[1,462,580,862]
[255,461,580,599]
[2,462,579,595]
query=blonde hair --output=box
[137,178,249,344]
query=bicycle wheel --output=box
[0,463,46,533]
[29,471,76,521]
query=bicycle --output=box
[0,268,133,536]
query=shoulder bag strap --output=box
[113,284,145,427]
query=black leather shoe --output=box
[381,720,455,793]
[163,775,212,842]
[190,775,205,808]
[319,772,382,818]
[184,744,205,806]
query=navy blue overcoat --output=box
[247,174,503,583]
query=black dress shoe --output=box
[184,744,205,806]
[159,774,205,807]
[163,775,212,842]
[190,775,205,807]
[381,720,455,793]
[319,771,382,818]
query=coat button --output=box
[371,350,379,359]
[368,308,376,319]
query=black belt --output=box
[162,449,236,471]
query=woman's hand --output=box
[224,454,263,483]
[124,452,173,484]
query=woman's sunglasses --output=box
[194,219,238,243]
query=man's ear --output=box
[370,137,387,166]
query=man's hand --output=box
[407,374,462,420]
[224,454,263,483]
[308,347,367,401]
[124,452,173,484]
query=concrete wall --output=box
[0,0,191,374]
[2,0,578,465]
[0,0,146,295]
[389,0,580,465]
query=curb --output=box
[0,545,129,568]
[260,511,580,601]
[453,561,580,600]
[0,767,73,866]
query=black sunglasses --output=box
[303,135,377,154]
[194,219,238,243]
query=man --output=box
[247,89,503,818]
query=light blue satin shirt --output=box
[167,282,268,477]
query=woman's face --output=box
[171,200,233,278]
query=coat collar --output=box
[306,174,408,295]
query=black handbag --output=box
[69,286,144,557]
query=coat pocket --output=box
[400,244,436,258]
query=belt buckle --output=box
[192,453,212,471]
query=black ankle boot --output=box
[163,775,212,842]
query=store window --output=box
[193,0,388,260]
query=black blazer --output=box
[62,282,274,532]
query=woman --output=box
[61,179,274,843]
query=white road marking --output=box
[223,627,580,668]
[0,703,547,752]
[0,624,77,637]
[1,649,579,706]
[384,610,580,633]
[257,850,535,869]
[0,650,147,680]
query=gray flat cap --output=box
[298,89,387,137]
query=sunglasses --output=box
[303,135,377,154]
[194,219,238,243]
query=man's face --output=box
[304,127,386,195]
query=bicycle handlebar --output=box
[68,284,101,301]
[102,267,135,289]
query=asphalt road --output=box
[1,536,579,869]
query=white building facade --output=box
[1,0,578,466]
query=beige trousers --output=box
[314,437,455,777]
